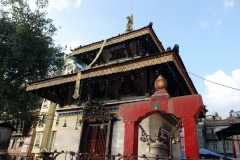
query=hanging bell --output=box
[176,136,181,143]
[171,139,176,144]
[100,124,105,129]
[62,122,67,127]
[142,137,146,142]
[62,119,67,127]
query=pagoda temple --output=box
[26,17,206,159]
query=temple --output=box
[26,19,206,159]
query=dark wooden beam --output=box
[100,52,106,64]
[39,89,64,106]
[125,41,133,58]
[137,38,146,56]
[105,80,115,100]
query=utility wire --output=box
[181,69,240,91]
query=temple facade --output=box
[26,23,205,159]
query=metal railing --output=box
[37,151,229,160]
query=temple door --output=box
[80,123,111,160]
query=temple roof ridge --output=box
[70,24,165,56]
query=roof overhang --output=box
[26,51,197,95]
[215,123,240,140]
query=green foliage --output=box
[0,0,64,121]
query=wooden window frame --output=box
[109,48,126,61]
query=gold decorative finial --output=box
[125,9,134,33]
[154,75,168,90]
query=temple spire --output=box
[125,10,134,33]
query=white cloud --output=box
[48,0,70,11]
[199,20,208,28]
[62,39,81,54]
[74,0,81,7]
[214,20,223,34]
[28,0,81,12]
[203,69,240,118]
[224,0,234,7]
[28,1,37,11]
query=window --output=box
[225,141,231,150]
[213,142,218,149]
[206,128,214,134]
[19,141,24,147]
[109,49,126,61]
[11,139,17,150]
[34,133,42,147]
[38,113,46,127]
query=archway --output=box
[119,76,204,159]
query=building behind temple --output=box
[197,111,240,159]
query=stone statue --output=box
[154,126,165,142]
[125,13,133,33]
[157,126,163,138]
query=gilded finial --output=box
[125,8,134,33]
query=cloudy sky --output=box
[28,0,239,119]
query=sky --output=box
[29,0,239,119]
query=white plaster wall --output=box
[111,114,124,155]
[53,115,81,160]
[138,116,150,157]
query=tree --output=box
[0,0,64,121]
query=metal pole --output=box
[170,136,173,158]
[221,131,227,159]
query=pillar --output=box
[182,117,199,158]
[123,121,139,157]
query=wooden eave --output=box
[171,52,198,94]
[70,26,165,57]
[26,51,197,95]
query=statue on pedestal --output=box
[125,13,133,33]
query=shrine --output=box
[26,15,206,159]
